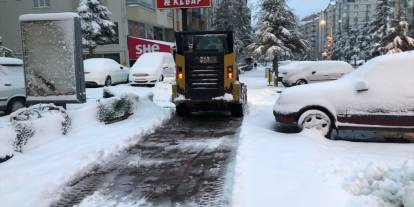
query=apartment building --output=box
[299,13,322,59]
[0,0,210,65]
[0,0,129,64]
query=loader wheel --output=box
[176,103,191,117]
[231,103,244,117]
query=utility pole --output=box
[182,8,188,31]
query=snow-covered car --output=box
[0,57,26,114]
[278,61,353,87]
[84,58,129,87]
[273,52,414,138]
[129,52,175,87]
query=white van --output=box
[129,52,176,87]
[0,57,26,114]
[278,61,353,87]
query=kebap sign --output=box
[20,12,86,104]
[156,0,211,9]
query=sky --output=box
[250,0,330,19]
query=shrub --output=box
[97,94,139,124]
[9,104,72,152]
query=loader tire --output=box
[231,103,244,117]
[176,103,191,117]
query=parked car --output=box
[0,57,26,114]
[273,52,414,138]
[84,58,129,87]
[238,57,254,72]
[278,61,353,87]
[129,52,175,87]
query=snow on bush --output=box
[9,104,71,152]
[344,162,414,207]
[97,93,139,124]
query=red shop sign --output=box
[127,36,173,60]
[156,0,212,9]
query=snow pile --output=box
[213,93,234,101]
[0,127,14,160]
[344,162,414,207]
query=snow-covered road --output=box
[1,68,413,207]
[232,68,414,207]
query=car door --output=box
[109,60,123,83]
[338,59,414,129]
[0,66,11,108]
[308,63,329,82]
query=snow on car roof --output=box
[131,52,172,74]
[83,58,117,71]
[279,61,351,73]
[0,57,23,66]
[19,12,79,22]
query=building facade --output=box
[299,13,322,59]
[0,0,210,65]
[0,0,130,65]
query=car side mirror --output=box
[355,80,369,92]
[312,71,316,75]
[120,66,124,70]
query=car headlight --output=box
[133,73,149,77]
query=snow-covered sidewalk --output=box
[0,84,172,207]
[232,68,414,207]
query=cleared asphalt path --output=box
[52,114,242,207]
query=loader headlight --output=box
[177,67,184,80]
[227,66,234,80]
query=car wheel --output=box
[105,76,112,86]
[159,75,164,82]
[298,109,333,138]
[7,98,25,115]
[295,79,307,85]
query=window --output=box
[33,0,50,8]
[127,0,154,9]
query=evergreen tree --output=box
[212,0,253,60]
[331,32,347,60]
[77,0,117,54]
[369,0,392,57]
[249,0,308,71]
[357,23,372,61]
[381,14,414,53]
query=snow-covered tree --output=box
[356,23,373,61]
[369,0,392,57]
[77,0,117,54]
[249,0,308,71]
[379,3,414,54]
[212,0,253,60]
[331,32,347,60]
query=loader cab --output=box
[172,31,247,117]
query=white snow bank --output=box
[20,12,79,22]
[232,69,414,207]
[0,91,172,206]
[344,162,414,207]
[0,57,23,65]
[0,127,14,158]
